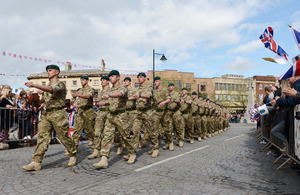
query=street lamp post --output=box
[153,49,167,87]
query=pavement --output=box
[1,123,300,195]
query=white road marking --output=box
[134,145,210,172]
[225,134,245,142]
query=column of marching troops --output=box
[22,65,230,171]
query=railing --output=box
[0,107,40,143]
[257,107,300,169]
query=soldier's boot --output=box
[116,146,123,155]
[198,137,202,142]
[148,149,153,155]
[93,156,108,169]
[203,136,207,140]
[139,141,142,149]
[162,144,169,150]
[87,149,99,159]
[88,141,93,146]
[151,149,159,158]
[127,153,136,164]
[190,138,194,144]
[208,134,212,138]
[22,161,42,171]
[123,155,129,160]
[68,156,77,166]
[169,142,174,151]
[179,140,184,147]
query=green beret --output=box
[77,88,81,91]
[198,94,203,97]
[137,72,146,77]
[46,64,60,72]
[168,83,174,87]
[192,92,197,95]
[181,87,188,91]
[124,77,131,82]
[108,70,120,77]
[80,75,89,80]
[153,76,161,81]
[101,75,109,81]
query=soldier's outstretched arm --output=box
[25,82,53,93]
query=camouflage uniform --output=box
[201,100,208,138]
[180,95,194,140]
[164,91,185,144]
[32,80,76,163]
[191,98,201,138]
[72,85,96,147]
[100,84,134,158]
[152,87,168,148]
[132,84,153,152]
[92,88,110,151]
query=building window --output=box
[186,83,191,91]
[270,84,273,87]
[201,85,206,92]
[264,84,268,88]
[227,95,231,101]
[73,81,77,86]
[135,83,140,88]
[215,83,218,90]
[93,79,99,86]
[228,84,232,90]
[223,84,227,90]
[175,80,182,88]
[42,81,46,86]
[232,84,235,91]
[219,83,223,90]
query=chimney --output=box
[65,62,72,71]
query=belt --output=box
[99,107,109,111]
[79,105,93,110]
[109,109,125,115]
[126,107,136,111]
[137,107,150,111]
[46,107,64,112]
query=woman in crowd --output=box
[17,91,32,139]
[28,93,41,137]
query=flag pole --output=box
[287,58,293,66]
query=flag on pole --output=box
[262,54,287,64]
[259,27,289,60]
[289,25,300,51]
[278,59,300,80]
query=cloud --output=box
[228,40,262,54]
[222,57,255,72]
[0,0,277,87]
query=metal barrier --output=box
[0,107,40,142]
[257,106,300,169]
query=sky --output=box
[1,0,300,89]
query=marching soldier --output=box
[129,72,153,159]
[151,76,169,157]
[23,65,77,171]
[93,70,134,169]
[71,76,96,152]
[180,88,194,144]
[88,75,110,159]
[163,83,185,149]
[191,92,201,141]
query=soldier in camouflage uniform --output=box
[119,77,137,157]
[93,70,134,169]
[71,76,96,151]
[201,97,209,139]
[88,75,110,159]
[23,65,77,171]
[191,92,201,141]
[163,83,185,150]
[180,88,194,144]
[128,72,153,159]
[150,76,169,157]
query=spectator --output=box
[270,76,300,148]
[28,93,41,137]
[17,91,32,139]
[264,86,274,104]
[0,87,16,140]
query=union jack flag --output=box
[259,27,288,60]
[0,130,5,142]
[278,59,300,80]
